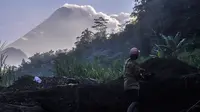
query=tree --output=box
[92,17,108,38]
[21,58,26,65]
[75,28,93,48]
[74,28,94,58]
[28,53,41,63]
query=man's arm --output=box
[133,64,146,79]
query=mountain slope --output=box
[8,4,129,56]
[3,47,28,66]
[8,7,80,56]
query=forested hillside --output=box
[11,0,200,81]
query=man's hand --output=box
[139,68,146,79]
[139,68,155,80]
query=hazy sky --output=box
[0,0,133,44]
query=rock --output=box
[2,76,99,92]
[77,78,99,85]
[0,103,46,112]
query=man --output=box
[123,47,146,112]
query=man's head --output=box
[129,47,140,60]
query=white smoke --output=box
[62,3,131,32]
[110,12,131,24]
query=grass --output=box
[53,55,153,83]
[53,56,124,83]
[0,66,16,87]
[0,41,17,87]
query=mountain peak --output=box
[8,4,130,56]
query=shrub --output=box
[150,32,195,58]
[178,50,200,69]
[53,55,123,83]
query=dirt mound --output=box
[2,76,98,92]
[106,58,199,88]
[1,80,200,112]
[104,58,200,112]
[140,58,199,80]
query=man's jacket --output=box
[123,58,143,90]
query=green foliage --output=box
[178,50,200,69]
[0,66,16,87]
[150,32,195,58]
[75,28,93,47]
[187,54,200,69]
[74,28,94,58]
[53,55,123,83]
[0,41,16,87]
[28,50,56,65]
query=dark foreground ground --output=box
[0,58,200,112]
